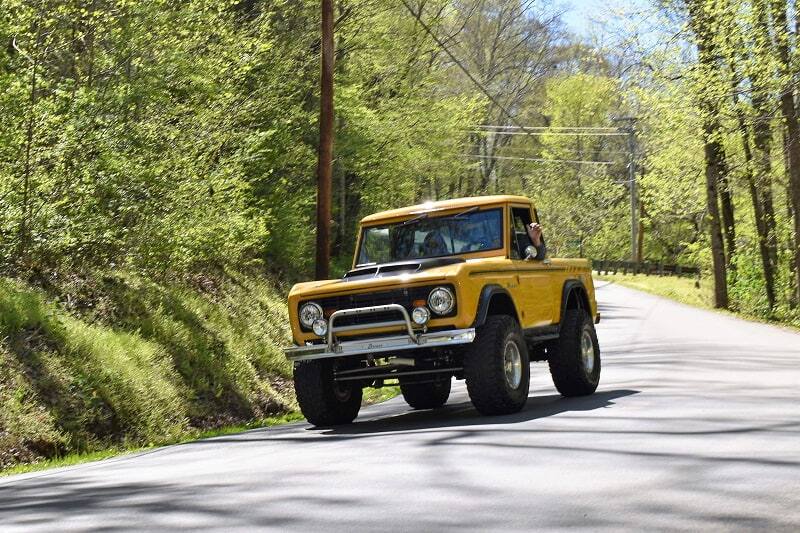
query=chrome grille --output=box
[299,285,456,331]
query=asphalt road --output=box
[2,281,800,532]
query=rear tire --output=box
[400,377,451,409]
[548,308,600,396]
[463,315,530,415]
[294,359,362,427]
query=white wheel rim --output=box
[503,340,523,389]
[581,327,595,374]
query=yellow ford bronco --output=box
[285,195,601,426]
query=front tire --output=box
[463,315,530,415]
[400,377,451,409]
[294,359,362,427]
[548,308,600,396]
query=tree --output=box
[686,0,729,308]
[768,0,800,305]
[453,0,565,194]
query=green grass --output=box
[1,385,402,477]
[596,273,712,309]
[0,271,296,473]
[1,412,304,477]
[362,384,400,405]
[0,270,408,475]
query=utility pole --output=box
[315,0,334,280]
[628,125,638,264]
[614,117,639,264]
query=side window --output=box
[510,211,520,260]
[510,207,533,259]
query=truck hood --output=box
[289,258,465,299]
[342,257,464,281]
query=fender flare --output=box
[559,280,591,331]
[472,284,520,327]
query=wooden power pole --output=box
[315,0,334,280]
[614,116,639,263]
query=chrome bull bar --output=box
[284,303,476,362]
[326,304,416,347]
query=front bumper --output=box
[284,303,476,362]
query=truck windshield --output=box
[356,208,503,266]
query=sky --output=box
[561,0,652,36]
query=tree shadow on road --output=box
[174,389,638,444]
[314,389,639,436]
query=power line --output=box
[462,154,615,165]
[467,130,629,137]
[427,142,631,158]
[475,125,620,131]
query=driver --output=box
[422,231,449,256]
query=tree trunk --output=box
[687,0,729,308]
[779,91,800,307]
[785,129,798,308]
[703,125,730,308]
[315,0,335,280]
[717,153,736,271]
[736,108,776,309]
[637,198,645,264]
[771,0,800,305]
[750,93,779,307]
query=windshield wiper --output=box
[451,206,479,218]
[402,213,429,226]
[402,207,477,226]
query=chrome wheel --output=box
[581,326,595,374]
[503,340,523,389]
[332,381,352,402]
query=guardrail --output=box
[592,259,701,278]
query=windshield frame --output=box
[353,205,508,268]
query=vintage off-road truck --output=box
[284,195,601,426]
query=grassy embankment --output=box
[0,271,300,474]
[0,270,401,476]
[596,273,800,329]
[596,273,712,309]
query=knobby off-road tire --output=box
[463,315,530,415]
[293,359,362,427]
[399,377,451,409]
[548,308,600,396]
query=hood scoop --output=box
[343,257,465,281]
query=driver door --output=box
[509,205,555,328]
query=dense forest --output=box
[1,0,799,468]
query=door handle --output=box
[543,258,552,265]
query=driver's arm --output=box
[532,240,547,260]
[526,223,546,259]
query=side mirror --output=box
[524,245,538,261]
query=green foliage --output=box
[0,272,294,470]
[530,74,631,258]
[0,0,485,278]
[636,86,707,263]
[0,277,187,464]
[1,411,306,477]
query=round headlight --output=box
[299,302,323,328]
[312,318,328,337]
[412,306,430,325]
[427,287,455,315]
